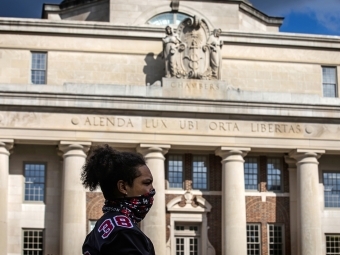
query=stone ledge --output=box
[0,18,340,49]
[0,83,340,122]
[0,82,339,107]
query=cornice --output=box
[1,84,340,122]
[0,18,339,50]
[239,2,283,26]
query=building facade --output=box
[0,0,340,254]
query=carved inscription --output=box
[84,117,134,128]
[68,115,304,137]
[251,123,301,133]
[143,117,302,136]
[2,111,339,140]
[180,120,198,130]
[171,81,219,91]
[209,122,239,131]
[145,119,167,128]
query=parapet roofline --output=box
[239,2,284,26]
[0,18,339,49]
[42,0,283,27]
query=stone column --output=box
[215,147,250,255]
[137,144,170,255]
[284,156,298,255]
[289,149,324,255]
[59,141,91,255]
[0,139,13,254]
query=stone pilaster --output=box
[289,149,324,255]
[215,147,250,255]
[0,139,13,254]
[284,155,298,255]
[137,144,170,255]
[58,141,91,255]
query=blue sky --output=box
[250,0,340,35]
[0,0,339,36]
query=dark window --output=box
[324,172,340,208]
[267,158,282,191]
[31,52,47,84]
[192,155,208,190]
[245,157,258,190]
[24,163,45,201]
[247,224,261,255]
[322,67,337,97]
[268,224,284,255]
[23,229,44,255]
[168,155,183,188]
[326,235,340,255]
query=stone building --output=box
[0,0,340,254]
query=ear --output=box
[117,180,127,196]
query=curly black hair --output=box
[81,144,146,200]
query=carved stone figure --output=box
[162,26,182,78]
[162,16,223,80]
[207,28,223,79]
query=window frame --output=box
[267,224,285,255]
[147,12,191,26]
[244,157,259,191]
[266,157,283,192]
[247,223,261,255]
[325,234,340,255]
[174,223,201,255]
[166,154,184,189]
[23,162,46,203]
[192,155,209,190]
[22,228,44,255]
[322,66,338,98]
[31,52,47,85]
[323,171,340,208]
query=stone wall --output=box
[8,145,61,255]
[246,196,291,255]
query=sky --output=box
[0,0,339,36]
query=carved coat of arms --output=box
[162,16,223,80]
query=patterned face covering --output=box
[102,189,156,223]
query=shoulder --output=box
[96,212,136,238]
[101,228,155,255]
[93,213,155,254]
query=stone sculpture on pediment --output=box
[162,16,223,80]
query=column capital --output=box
[0,139,14,156]
[58,141,91,158]
[284,155,297,169]
[137,144,171,157]
[215,147,250,159]
[288,149,325,165]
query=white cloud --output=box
[249,0,340,33]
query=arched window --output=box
[147,12,190,26]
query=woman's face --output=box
[126,165,154,197]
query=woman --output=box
[81,144,156,255]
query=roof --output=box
[59,0,103,9]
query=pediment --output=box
[167,190,212,213]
